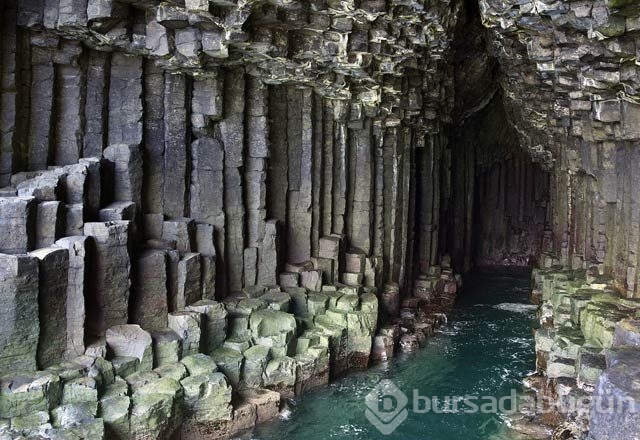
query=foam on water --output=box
[252,272,537,440]
[493,303,538,314]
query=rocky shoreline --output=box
[506,256,640,440]
[0,143,460,440]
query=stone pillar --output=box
[31,247,69,368]
[0,254,39,372]
[55,236,93,359]
[84,221,131,337]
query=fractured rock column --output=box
[103,143,143,209]
[163,72,189,219]
[53,41,84,166]
[0,254,39,372]
[131,249,169,331]
[190,138,225,293]
[220,67,245,291]
[84,221,131,338]
[27,36,55,170]
[0,196,36,253]
[286,87,313,264]
[54,235,93,359]
[142,59,165,214]
[108,52,142,146]
[31,247,69,368]
[83,50,109,158]
[0,2,19,185]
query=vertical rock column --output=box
[163,72,189,218]
[0,254,39,372]
[84,221,132,338]
[108,52,142,146]
[245,76,268,284]
[53,41,84,166]
[0,196,36,253]
[286,87,313,264]
[0,2,18,185]
[55,236,93,359]
[28,35,55,170]
[220,67,245,291]
[142,59,165,214]
[131,249,169,331]
[83,50,109,158]
[30,247,69,368]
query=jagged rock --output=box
[186,300,228,353]
[106,325,153,373]
[210,348,244,387]
[180,372,232,422]
[103,143,143,207]
[132,249,169,331]
[0,372,62,418]
[168,311,202,357]
[151,329,182,367]
[0,197,36,254]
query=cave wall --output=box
[0,0,461,295]
[479,0,640,296]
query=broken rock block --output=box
[181,372,232,423]
[263,356,297,396]
[237,388,280,423]
[103,143,143,207]
[249,310,298,358]
[186,300,228,353]
[210,348,244,386]
[168,311,202,357]
[279,271,299,288]
[242,345,270,388]
[31,247,69,369]
[181,353,218,377]
[300,270,323,292]
[162,219,196,253]
[151,329,182,368]
[195,222,217,299]
[260,290,291,312]
[100,392,131,439]
[345,249,366,273]
[0,196,36,254]
[130,377,183,439]
[16,172,65,202]
[318,236,341,260]
[0,372,62,418]
[171,253,202,311]
[35,201,64,248]
[99,201,136,222]
[106,325,153,373]
[0,254,40,372]
[132,249,169,331]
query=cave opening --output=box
[435,0,551,274]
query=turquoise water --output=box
[251,270,538,440]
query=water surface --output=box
[252,270,537,440]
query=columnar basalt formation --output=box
[3,0,640,438]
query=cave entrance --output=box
[437,0,551,273]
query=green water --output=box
[251,270,538,440]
